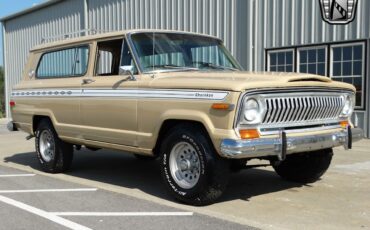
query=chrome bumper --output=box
[220,127,363,159]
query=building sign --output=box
[319,0,358,24]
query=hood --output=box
[145,71,356,92]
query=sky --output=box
[0,0,45,66]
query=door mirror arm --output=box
[119,66,136,81]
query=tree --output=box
[0,66,4,117]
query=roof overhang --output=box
[0,0,63,23]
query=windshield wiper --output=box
[146,64,199,71]
[193,61,239,71]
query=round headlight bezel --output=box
[341,94,355,118]
[244,98,259,121]
[241,97,265,125]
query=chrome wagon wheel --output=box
[169,142,201,189]
[39,129,55,162]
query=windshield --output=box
[130,32,242,73]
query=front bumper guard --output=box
[220,127,363,159]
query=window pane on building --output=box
[333,47,342,62]
[353,45,362,60]
[343,47,352,61]
[298,47,326,76]
[331,44,365,108]
[268,50,294,72]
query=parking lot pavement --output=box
[0,165,253,230]
[0,119,369,230]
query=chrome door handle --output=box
[82,79,95,84]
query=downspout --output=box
[1,23,8,118]
[83,0,89,33]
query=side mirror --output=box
[119,65,136,81]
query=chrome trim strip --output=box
[259,124,342,135]
[11,89,229,101]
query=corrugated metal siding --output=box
[3,0,84,117]
[260,0,370,49]
[1,0,370,137]
[87,0,239,65]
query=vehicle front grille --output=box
[261,94,345,126]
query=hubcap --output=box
[169,142,201,189]
[39,130,55,162]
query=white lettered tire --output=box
[159,124,230,206]
[35,119,74,173]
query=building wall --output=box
[252,0,370,137]
[2,0,85,117]
[2,0,369,136]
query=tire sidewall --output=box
[35,121,59,172]
[161,132,211,199]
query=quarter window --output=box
[331,44,364,108]
[37,46,89,78]
[298,47,326,76]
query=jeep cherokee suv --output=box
[8,30,363,205]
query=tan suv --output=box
[8,30,363,205]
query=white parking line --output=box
[0,188,98,194]
[0,174,36,177]
[51,212,194,217]
[0,195,92,230]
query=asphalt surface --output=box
[0,119,369,230]
[0,165,254,230]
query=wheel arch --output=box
[153,119,214,157]
[32,115,53,134]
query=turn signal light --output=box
[9,101,16,108]
[211,103,234,111]
[239,129,260,139]
[340,120,349,128]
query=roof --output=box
[0,0,63,22]
[30,29,222,52]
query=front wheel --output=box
[159,124,230,206]
[271,149,333,183]
[35,119,74,173]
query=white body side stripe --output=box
[11,89,229,100]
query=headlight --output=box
[244,99,259,121]
[341,94,355,117]
[242,98,264,124]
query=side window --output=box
[37,46,89,78]
[96,50,113,76]
[95,39,123,76]
[268,50,294,72]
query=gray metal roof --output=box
[0,0,62,22]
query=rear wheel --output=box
[159,124,230,206]
[271,149,333,183]
[35,119,73,173]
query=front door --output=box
[80,38,139,146]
